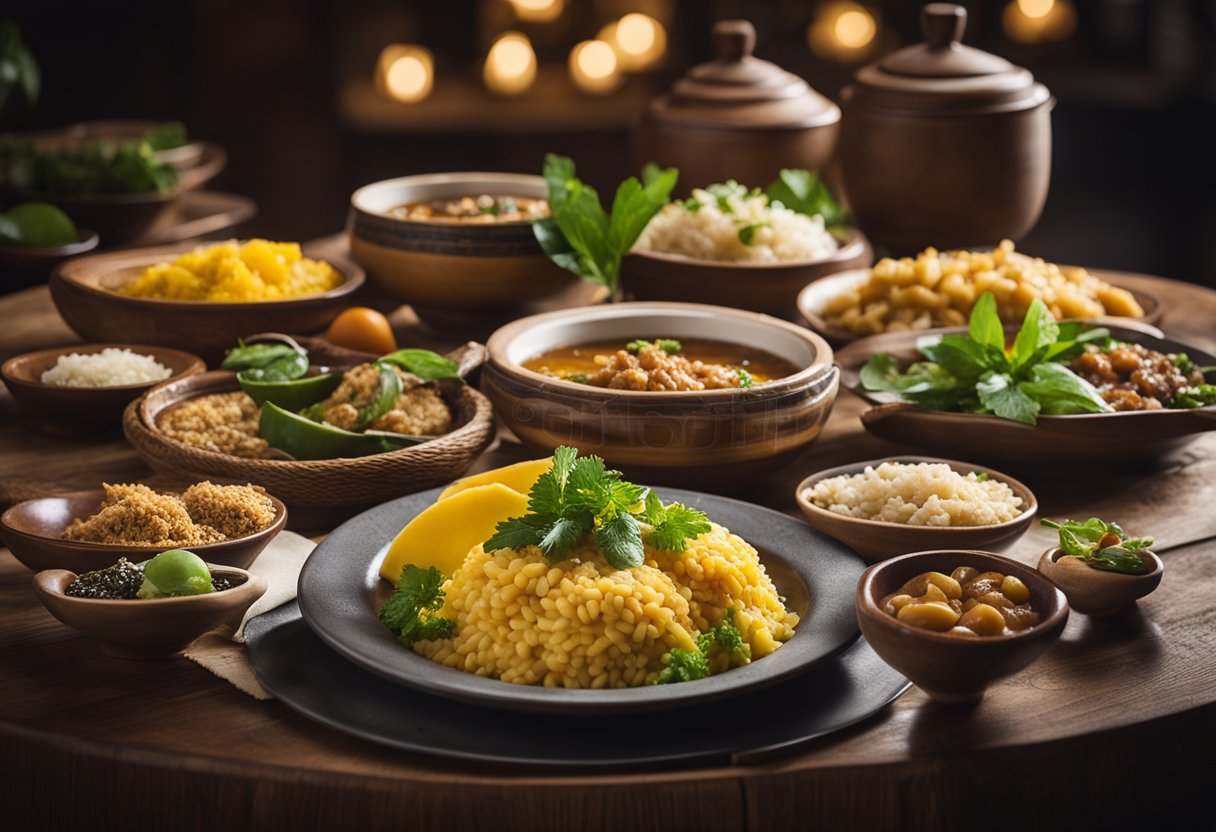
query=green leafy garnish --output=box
[655,608,750,684]
[1042,518,1153,575]
[1170,385,1216,408]
[355,364,403,430]
[144,122,188,152]
[0,135,178,195]
[627,339,681,354]
[738,222,768,245]
[737,368,753,389]
[378,349,461,382]
[764,168,848,229]
[222,340,309,382]
[858,293,1114,425]
[379,565,456,644]
[534,153,677,297]
[484,446,710,570]
[567,372,590,384]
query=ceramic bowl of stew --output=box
[481,301,839,488]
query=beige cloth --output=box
[183,530,315,699]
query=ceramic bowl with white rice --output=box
[40,348,173,388]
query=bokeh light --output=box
[1004,0,1076,43]
[569,39,622,95]
[375,44,434,104]
[484,32,537,96]
[600,13,667,72]
[808,3,880,61]
[507,0,564,23]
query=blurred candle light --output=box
[507,0,563,23]
[606,12,667,72]
[808,3,879,61]
[376,44,434,104]
[1017,0,1055,18]
[569,39,621,95]
[484,32,537,96]
[1004,0,1076,42]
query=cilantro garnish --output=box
[378,564,456,644]
[484,446,711,570]
[627,339,682,354]
[1042,517,1153,575]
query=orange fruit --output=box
[325,307,398,355]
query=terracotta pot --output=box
[635,20,840,193]
[839,3,1054,252]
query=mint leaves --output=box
[764,168,848,229]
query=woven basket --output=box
[123,370,495,526]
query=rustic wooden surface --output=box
[2,261,1215,831]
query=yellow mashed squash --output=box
[121,239,340,302]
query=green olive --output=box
[137,549,214,598]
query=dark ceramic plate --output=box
[298,487,867,714]
[247,600,909,771]
[836,324,1216,468]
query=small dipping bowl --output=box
[857,549,1069,703]
[1,343,206,432]
[32,565,267,660]
[1037,546,1163,617]
[795,456,1037,564]
[0,490,287,573]
[0,227,99,291]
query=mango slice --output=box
[437,457,552,501]
[379,483,529,584]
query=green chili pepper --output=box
[239,372,343,412]
[260,402,429,460]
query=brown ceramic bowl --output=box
[1,343,205,431]
[796,267,1164,346]
[620,228,871,319]
[482,302,839,487]
[1037,547,1163,617]
[0,489,287,573]
[0,227,99,291]
[795,456,1037,563]
[348,172,581,328]
[32,564,266,660]
[49,242,364,363]
[857,549,1069,703]
[837,323,1216,468]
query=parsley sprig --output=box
[378,564,456,644]
[484,446,711,570]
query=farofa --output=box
[158,391,272,459]
[414,524,798,689]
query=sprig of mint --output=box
[764,168,848,229]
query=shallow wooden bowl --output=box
[620,228,871,319]
[32,564,266,660]
[795,456,1037,563]
[857,549,1069,703]
[1,343,205,431]
[0,490,287,573]
[482,301,839,488]
[836,324,1216,468]
[49,242,364,363]
[0,227,99,290]
[1037,546,1163,617]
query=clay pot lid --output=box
[648,20,840,129]
[846,3,1050,114]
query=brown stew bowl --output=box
[49,242,365,363]
[0,489,287,573]
[0,227,99,291]
[620,228,871,319]
[32,564,267,660]
[795,456,1037,563]
[1,343,205,431]
[857,549,1069,703]
[482,301,839,488]
[124,369,495,529]
[1037,546,1163,617]
[836,324,1216,469]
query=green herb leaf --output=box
[646,501,711,552]
[967,291,1006,353]
[484,515,551,554]
[1169,384,1216,409]
[1041,517,1153,575]
[737,368,753,389]
[976,372,1040,425]
[1017,363,1112,415]
[626,339,650,353]
[597,512,645,569]
[763,168,848,228]
[223,340,309,381]
[379,564,455,643]
[1010,299,1059,370]
[919,333,1004,381]
[377,349,461,382]
[355,364,403,430]
[738,222,768,245]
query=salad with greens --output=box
[1042,517,1153,575]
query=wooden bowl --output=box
[0,227,99,291]
[0,489,287,573]
[125,369,496,528]
[32,564,266,660]
[836,324,1216,468]
[620,228,871,319]
[348,172,580,326]
[482,302,839,488]
[1037,547,1163,617]
[1,343,205,431]
[795,456,1037,563]
[857,549,1069,703]
[797,268,1164,347]
[49,242,364,363]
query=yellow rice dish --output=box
[120,239,341,302]
[415,525,798,689]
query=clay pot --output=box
[839,3,1054,252]
[635,20,841,193]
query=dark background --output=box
[6,0,1214,286]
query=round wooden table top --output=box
[2,262,1215,831]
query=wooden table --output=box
[2,271,1215,831]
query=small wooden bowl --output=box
[1,343,205,431]
[857,550,1069,703]
[32,565,267,660]
[795,456,1037,564]
[0,227,99,291]
[620,228,872,319]
[1037,547,1163,617]
[0,490,287,573]
[49,242,365,363]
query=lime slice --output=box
[2,202,78,248]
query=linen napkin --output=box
[183,530,315,699]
